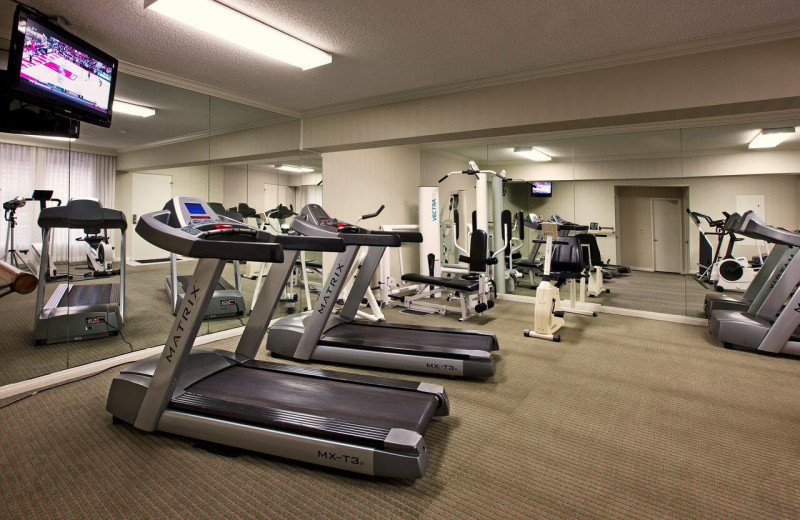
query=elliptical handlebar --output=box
[357,204,385,224]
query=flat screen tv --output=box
[530,181,552,197]
[6,5,118,127]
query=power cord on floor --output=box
[0,364,121,410]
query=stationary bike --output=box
[709,213,764,292]
[524,222,596,342]
[76,227,117,278]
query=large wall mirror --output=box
[0,66,298,386]
[420,119,800,321]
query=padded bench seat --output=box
[401,273,479,292]
[515,260,542,269]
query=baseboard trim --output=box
[497,293,707,326]
[0,326,249,400]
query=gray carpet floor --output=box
[2,303,799,519]
[513,270,715,318]
[0,260,315,385]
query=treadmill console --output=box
[300,204,359,233]
[164,197,256,238]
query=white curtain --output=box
[0,143,37,256]
[0,142,116,263]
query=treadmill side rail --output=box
[134,258,226,431]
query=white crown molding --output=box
[300,21,800,118]
[116,116,291,154]
[118,61,301,118]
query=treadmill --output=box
[34,198,127,345]
[107,197,448,479]
[165,202,245,318]
[267,204,499,379]
[708,211,800,356]
[703,212,796,318]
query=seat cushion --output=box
[515,260,542,269]
[402,273,479,292]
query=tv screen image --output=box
[531,181,553,197]
[7,6,118,127]
[19,17,112,112]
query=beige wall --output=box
[322,146,421,279]
[222,167,321,212]
[303,38,800,151]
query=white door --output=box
[651,198,683,273]
[132,173,172,261]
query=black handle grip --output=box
[361,205,385,220]
[438,174,449,183]
[274,235,346,252]
[341,233,400,247]
[374,230,422,243]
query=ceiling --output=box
[434,120,800,164]
[7,0,800,114]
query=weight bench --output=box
[397,230,496,321]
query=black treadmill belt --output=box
[178,366,437,436]
[177,275,229,292]
[58,283,114,307]
[325,322,496,352]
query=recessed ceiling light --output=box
[113,100,156,118]
[513,147,551,162]
[275,164,315,173]
[144,0,332,70]
[748,127,796,149]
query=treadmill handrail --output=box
[341,232,401,247]
[274,234,346,253]
[136,210,284,263]
[369,230,423,243]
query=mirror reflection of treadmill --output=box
[164,201,245,319]
[33,199,127,345]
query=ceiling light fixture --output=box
[113,100,156,118]
[275,164,315,173]
[29,135,77,142]
[144,0,332,70]
[514,147,551,162]
[748,127,796,149]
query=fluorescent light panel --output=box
[276,164,314,173]
[113,100,156,118]
[514,147,551,162]
[748,127,796,149]
[144,0,332,70]
[30,135,76,142]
